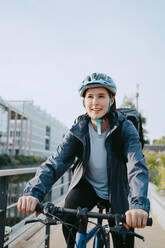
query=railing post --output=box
[0,176,8,248]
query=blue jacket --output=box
[24,111,150,214]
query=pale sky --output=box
[0,0,165,142]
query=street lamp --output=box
[136,84,140,112]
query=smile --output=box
[92,108,102,111]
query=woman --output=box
[18,72,150,248]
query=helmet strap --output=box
[88,94,112,135]
[89,115,106,135]
[97,118,105,135]
[107,94,112,113]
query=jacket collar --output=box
[70,111,125,143]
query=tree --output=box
[153,136,165,145]
[120,96,150,144]
[120,96,136,109]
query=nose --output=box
[92,97,99,104]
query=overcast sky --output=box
[0,0,165,142]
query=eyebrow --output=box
[86,92,106,96]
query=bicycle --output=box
[25,202,153,248]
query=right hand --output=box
[17,196,39,216]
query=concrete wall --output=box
[148,182,165,230]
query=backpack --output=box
[117,108,144,149]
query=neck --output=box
[91,118,109,133]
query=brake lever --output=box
[109,225,145,242]
[25,218,45,225]
[25,217,59,226]
[127,230,144,241]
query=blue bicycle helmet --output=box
[79,72,117,97]
[79,73,117,135]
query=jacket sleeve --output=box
[121,120,150,212]
[23,131,80,202]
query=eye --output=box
[87,95,93,98]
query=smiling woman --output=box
[18,72,150,248]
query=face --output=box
[84,87,114,119]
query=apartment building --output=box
[0,96,68,157]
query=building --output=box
[0,96,68,157]
[0,96,29,156]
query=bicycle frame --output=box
[75,214,108,248]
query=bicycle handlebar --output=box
[35,202,152,226]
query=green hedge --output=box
[0,154,45,167]
[0,154,12,165]
[144,150,165,191]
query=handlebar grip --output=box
[35,203,44,213]
[122,215,152,226]
[147,217,152,226]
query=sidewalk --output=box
[134,212,165,248]
[49,211,165,248]
[12,211,165,248]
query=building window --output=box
[16,131,21,137]
[46,126,51,137]
[45,138,50,150]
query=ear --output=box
[111,96,115,105]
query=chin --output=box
[91,114,105,119]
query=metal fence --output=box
[0,167,72,248]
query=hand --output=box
[17,196,39,216]
[125,209,148,229]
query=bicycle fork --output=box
[75,215,107,248]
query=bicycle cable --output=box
[44,210,79,248]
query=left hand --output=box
[125,209,148,229]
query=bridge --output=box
[144,144,165,153]
[0,168,165,248]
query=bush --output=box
[0,154,12,166]
[157,167,165,191]
[0,154,45,168]
[14,155,45,165]
[144,150,165,191]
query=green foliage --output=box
[14,155,44,165]
[144,150,165,191]
[0,154,45,167]
[0,154,12,166]
[153,136,165,145]
[120,96,136,109]
[157,167,165,191]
